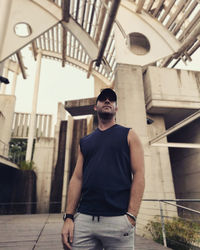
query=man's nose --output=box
[104,98,111,103]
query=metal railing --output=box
[142,199,200,249]
[0,199,200,249]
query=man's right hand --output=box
[61,219,74,250]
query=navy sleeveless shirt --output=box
[78,124,132,216]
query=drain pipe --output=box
[95,0,121,66]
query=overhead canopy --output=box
[0,0,200,84]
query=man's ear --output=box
[94,105,97,111]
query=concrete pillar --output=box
[33,137,54,213]
[147,114,177,221]
[114,63,177,236]
[26,52,42,161]
[114,64,152,231]
[147,115,176,199]
[115,64,147,134]
[11,64,19,95]
[93,76,110,96]
[0,61,9,94]
[61,115,74,212]
[0,62,4,76]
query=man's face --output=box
[94,97,118,120]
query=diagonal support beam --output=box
[62,0,70,22]
[95,0,121,66]
[62,0,70,67]
[94,0,109,43]
[149,110,200,144]
[136,0,145,13]
[61,26,67,67]
[31,41,37,61]
[16,51,27,79]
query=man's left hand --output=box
[127,215,136,227]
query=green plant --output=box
[146,216,200,250]
[9,138,27,164]
[19,160,36,171]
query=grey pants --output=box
[72,213,135,250]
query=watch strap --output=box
[63,213,74,221]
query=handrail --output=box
[143,198,200,248]
[143,199,200,202]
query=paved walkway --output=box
[0,214,170,249]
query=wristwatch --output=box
[63,213,74,222]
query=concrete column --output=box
[115,64,147,135]
[114,64,153,235]
[114,63,177,236]
[26,52,42,161]
[33,137,54,213]
[61,115,74,212]
[11,64,19,95]
[93,76,110,96]
[147,114,177,219]
[0,62,4,76]
[0,61,9,94]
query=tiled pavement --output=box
[0,214,170,249]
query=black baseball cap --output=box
[96,88,117,103]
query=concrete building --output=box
[0,0,200,237]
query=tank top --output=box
[78,124,132,216]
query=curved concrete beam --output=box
[0,0,61,62]
[114,0,181,66]
[41,50,112,86]
[0,0,102,65]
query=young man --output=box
[62,88,145,250]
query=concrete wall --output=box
[168,119,200,215]
[0,94,16,157]
[33,137,54,213]
[144,66,200,217]
[144,66,200,113]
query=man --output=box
[62,88,145,250]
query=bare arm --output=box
[127,129,145,225]
[61,146,84,249]
[65,146,83,214]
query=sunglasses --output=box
[97,95,116,102]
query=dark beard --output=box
[98,111,115,120]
